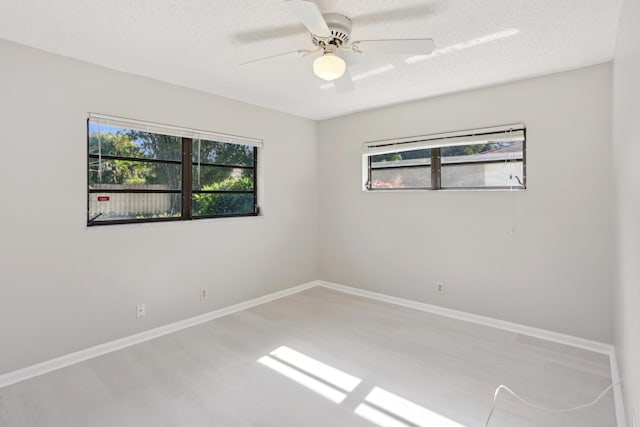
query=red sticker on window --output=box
[97,196,110,202]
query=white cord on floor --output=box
[485,381,620,426]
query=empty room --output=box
[0,0,638,426]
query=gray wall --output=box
[0,39,319,375]
[613,0,640,423]
[318,64,614,343]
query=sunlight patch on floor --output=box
[258,346,362,403]
[258,346,465,426]
[356,387,466,427]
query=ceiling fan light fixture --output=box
[313,52,346,81]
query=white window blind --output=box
[363,124,524,156]
[88,113,263,148]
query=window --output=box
[87,114,261,225]
[364,124,526,191]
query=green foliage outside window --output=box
[193,175,254,216]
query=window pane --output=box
[192,193,254,216]
[371,167,431,189]
[88,124,181,161]
[89,159,181,190]
[370,148,432,189]
[193,139,254,166]
[441,140,524,188]
[442,161,524,188]
[484,161,524,187]
[192,165,254,191]
[89,193,181,222]
[441,140,523,163]
[371,148,431,168]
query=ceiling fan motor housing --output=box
[312,13,352,47]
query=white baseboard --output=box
[318,280,613,354]
[318,280,626,427]
[0,280,318,389]
[609,350,628,427]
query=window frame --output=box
[364,125,526,192]
[87,118,259,226]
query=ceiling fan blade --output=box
[285,0,331,38]
[239,50,308,66]
[334,67,355,93]
[351,38,435,55]
[233,25,306,44]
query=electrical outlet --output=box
[136,303,146,318]
[200,288,208,301]
[436,282,444,294]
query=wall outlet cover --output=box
[136,303,146,318]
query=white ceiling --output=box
[0,0,623,120]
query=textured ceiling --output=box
[0,0,624,120]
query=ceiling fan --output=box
[240,0,436,92]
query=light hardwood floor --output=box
[0,287,615,426]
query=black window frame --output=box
[87,120,259,226]
[366,128,527,191]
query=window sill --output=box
[363,188,526,193]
